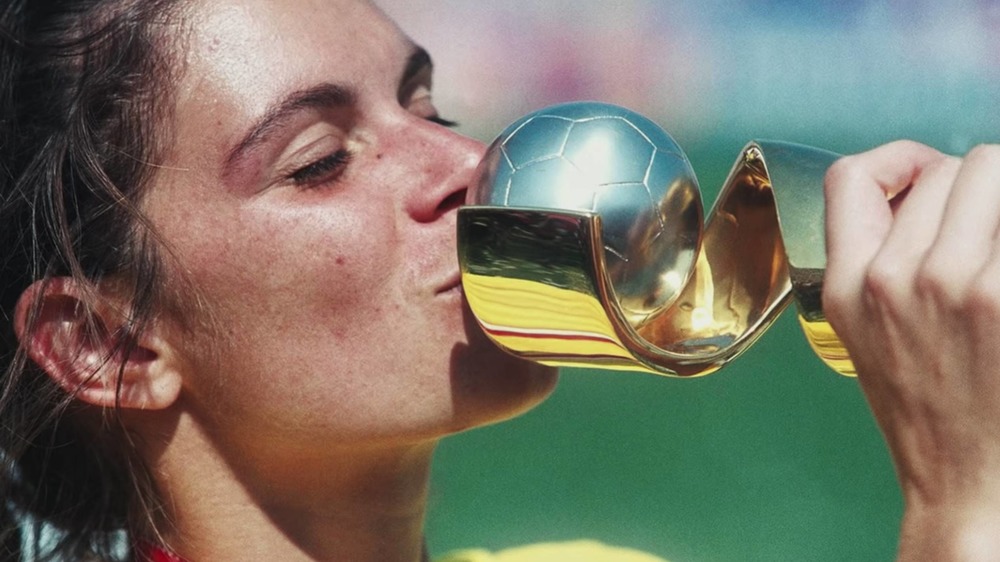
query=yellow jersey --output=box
[437,540,669,562]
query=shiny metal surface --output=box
[470,102,702,325]
[458,101,853,377]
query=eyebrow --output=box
[222,46,434,176]
[223,83,355,174]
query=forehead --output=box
[177,0,409,117]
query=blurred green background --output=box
[375,2,999,559]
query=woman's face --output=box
[144,0,556,453]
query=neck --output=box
[141,414,437,562]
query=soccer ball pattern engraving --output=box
[471,102,702,323]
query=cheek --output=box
[153,192,408,387]
[184,200,398,317]
[160,199,410,421]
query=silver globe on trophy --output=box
[457,101,852,377]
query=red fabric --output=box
[135,542,185,562]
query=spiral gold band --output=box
[458,141,853,377]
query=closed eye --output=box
[428,115,458,128]
[289,149,353,188]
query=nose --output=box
[402,120,486,223]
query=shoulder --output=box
[436,540,670,562]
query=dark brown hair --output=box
[0,0,183,559]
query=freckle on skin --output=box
[376,153,383,160]
[336,257,345,265]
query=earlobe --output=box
[14,277,182,410]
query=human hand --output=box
[823,141,1000,560]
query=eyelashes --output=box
[428,115,458,128]
[286,115,455,189]
[289,149,352,188]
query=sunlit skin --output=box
[823,142,1000,560]
[115,0,557,560]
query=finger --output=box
[925,145,1000,295]
[824,141,945,294]
[871,155,962,287]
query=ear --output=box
[13,277,182,410]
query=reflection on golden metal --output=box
[458,102,854,378]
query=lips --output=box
[435,272,462,295]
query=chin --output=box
[449,354,558,434]
[447,305,560,431]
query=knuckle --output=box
[964,275,1000,320]
[921,153,962,179]
[886,139,930,155]
[964,143,1000,164]
[823,155,863,196]
[862,261,906,306]
[913,261,960,306]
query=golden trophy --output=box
[457,102,852,377]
